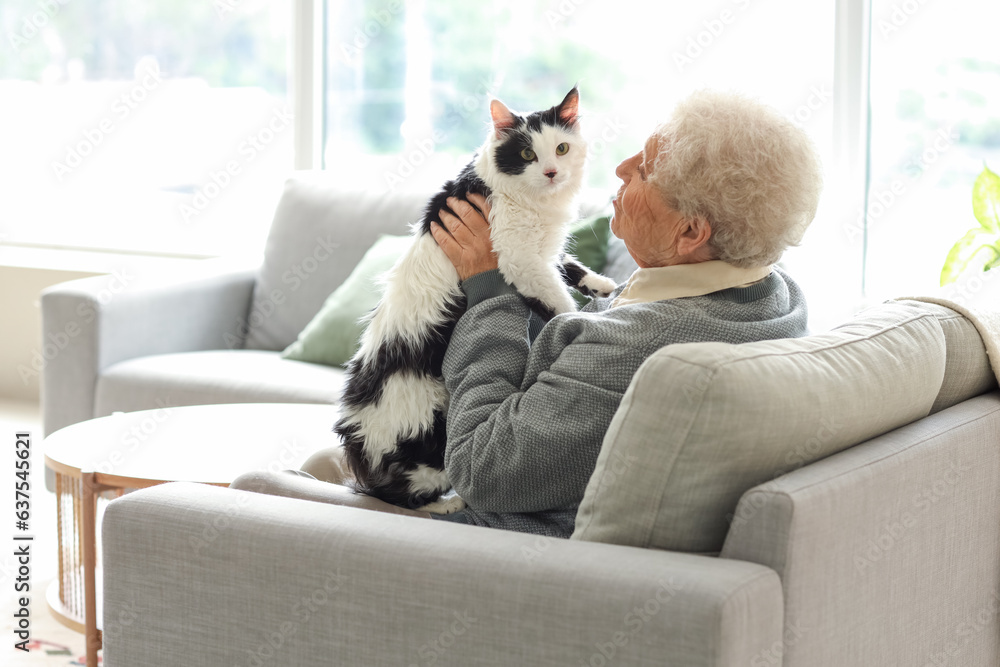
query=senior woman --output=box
[232,90,823,537]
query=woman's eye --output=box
[556,143,569,155]
[520,148,536,161]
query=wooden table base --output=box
[49,470,118,665]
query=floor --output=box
[1,400,93,665]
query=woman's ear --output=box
[675,216,713,258]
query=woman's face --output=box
[611,135,687,268]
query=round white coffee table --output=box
[43,402,339,666]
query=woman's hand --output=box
[430,193,498,281]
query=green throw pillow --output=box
[566,212,611,274]
[281,234,413,367]
[565,212,612,306]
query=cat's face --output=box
[485,88,586,195]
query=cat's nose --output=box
[545,170,557,180]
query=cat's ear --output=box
[558,87,580,127]
[490,99,518,137]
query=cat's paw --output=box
[580,273,618,298]
[418,495,467,515]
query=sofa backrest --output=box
[572,301,964,553]
[899,300,998,413]
[244,174,430,350]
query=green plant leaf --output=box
[940,228,1000,285]
[972,165,1000,233]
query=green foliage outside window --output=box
[940,165,1000,285]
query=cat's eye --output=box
[556,143,570,155]
[520,148,536,161]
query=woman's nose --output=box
[615,160,628,181]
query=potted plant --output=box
[941,165,1000,285]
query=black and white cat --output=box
[334,87,616,513]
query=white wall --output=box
[0,265,103,402]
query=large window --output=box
[322,0,835,195]
[865,0,1000,300]
[0,0,291,257]
[322,0,840,323]
[5,0,995,330]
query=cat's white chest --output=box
[488,198,577,315]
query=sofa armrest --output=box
[41,261,256,435]
[103,482,782,667]
[721,393,1000,667]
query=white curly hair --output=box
[650,90,823,267]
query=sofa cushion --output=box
[572,302,948,553]
[281,234,413,367]
[244,175,431,351]
[94,351,343,417]
[897,300,997,413]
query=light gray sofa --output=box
[100,292,1000,665]
[46,173,1000,663]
